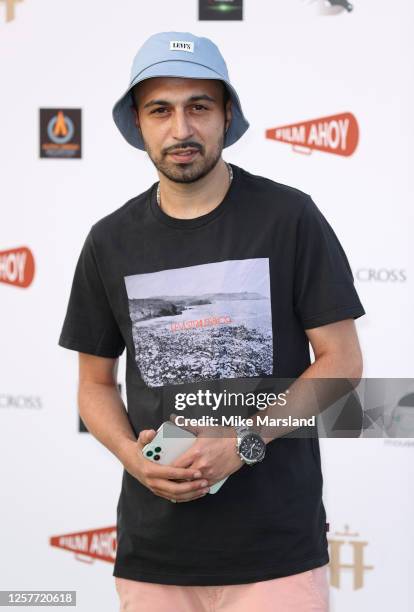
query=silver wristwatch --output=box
[235,425,266,466]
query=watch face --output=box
[239,433,266,462]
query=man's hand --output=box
[169,419,244,486]
[121,429,210,503]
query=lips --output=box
[168,149,200,162]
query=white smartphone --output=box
[142,421,228,494]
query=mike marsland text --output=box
[174,415,316,428]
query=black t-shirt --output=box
[58,163,365,586]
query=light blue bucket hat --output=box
[112,31,249,150]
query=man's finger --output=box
[176,491,209,503]
[137,429,157,449]
[169,446,201,469]
[151,477,209,498]
[145,463,202,481]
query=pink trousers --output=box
[115,564,330,612]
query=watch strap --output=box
[235,424,251,437]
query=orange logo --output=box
[0,247,35,288]
[50,526,117,564]
[53,111,69,138]
[266,112,359,156]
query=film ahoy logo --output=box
[50,526,116,563]
[0,247,35,288]
[266,113,359,157]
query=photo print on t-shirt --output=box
[124,258,273,387]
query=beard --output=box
[141,127,226,184]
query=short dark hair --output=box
[221,82,230,109]
[131,84,140,112]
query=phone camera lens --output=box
[154,446,162,452]
[146,451,153,457]
[154,454,160,461]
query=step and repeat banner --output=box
[1,1,413,611]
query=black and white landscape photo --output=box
[124,258,273,387]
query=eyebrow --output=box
[142,94,217,109]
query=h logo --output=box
[329,525,374,589]
[1,0,23,22]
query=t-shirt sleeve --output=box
[58,229,125,358]
[293,196,366,329]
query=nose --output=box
[170,108,194,142]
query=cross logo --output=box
[1,0,23,22]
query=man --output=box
[58,31,365,611]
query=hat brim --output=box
[112,60,249,150]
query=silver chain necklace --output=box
[156,162,233,208]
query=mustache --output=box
[164,142,203,155]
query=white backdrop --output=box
[1,1,413,610]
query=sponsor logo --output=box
[384,439,414,448]
[199,0,243,21]
[0,395,42,409]
[50,527,116,563]
[0,0,23,22]
[355,268,407,282]
[265,112,359,157]
[169,41,194,53]
[304,0,354,15]
[39,109,82,159]
[328,524,373,589]
[0,247,35,288]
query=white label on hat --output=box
[169,41,194,53]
